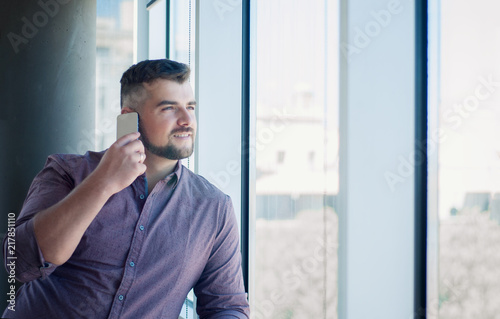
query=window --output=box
[168,0,195,67]
[96,0,135,150]
[429,1,500,317]
[147,0,167,59]
[169,0,196,172]
[252,1,339,317]
[142,1,418,317]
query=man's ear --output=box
[121,107,135,115]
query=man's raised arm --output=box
[6,132,145,281]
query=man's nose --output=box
[177,107,193,126]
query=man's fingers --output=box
[114,137,144,156]
[124,139,145,154]
[116,131,140,147]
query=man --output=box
[3,59,250,318]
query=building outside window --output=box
[252,1,339,318]
[430,1,500,317]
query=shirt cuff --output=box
[15,218,58,282]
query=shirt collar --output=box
[167,160,182,188]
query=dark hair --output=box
[120,59,190,108]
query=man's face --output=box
[136,79,197,160]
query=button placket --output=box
[111,194,150,316]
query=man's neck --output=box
[144,150,178,193]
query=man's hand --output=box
[92,132,147,195]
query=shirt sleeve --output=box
[3,155,74,282]
[194,195,250,319]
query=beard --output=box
[139,123,195,160]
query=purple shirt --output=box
[3,151,249,318]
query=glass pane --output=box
[436,1,500,317]
[179,289,195,319]
[148,0,167,59]
[169,0,195,68]
[169,1,196,317]
[252,1,339,318]
[96,0,135,150]
[169,0,196,173]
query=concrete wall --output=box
[0,0,96,310]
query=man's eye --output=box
[187,106,195,110]
[162,106,174,111]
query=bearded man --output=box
[3,59,249,319]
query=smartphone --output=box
[116,112,139,140]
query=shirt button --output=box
[139,194,145,199]
[118,295,124,301]
[129,261,135,267]
[139,225,145,231]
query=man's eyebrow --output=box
[156,100,197,107]
[156,100,177,107]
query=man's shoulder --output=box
[180,166,229,201]
[45,150,105,173]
